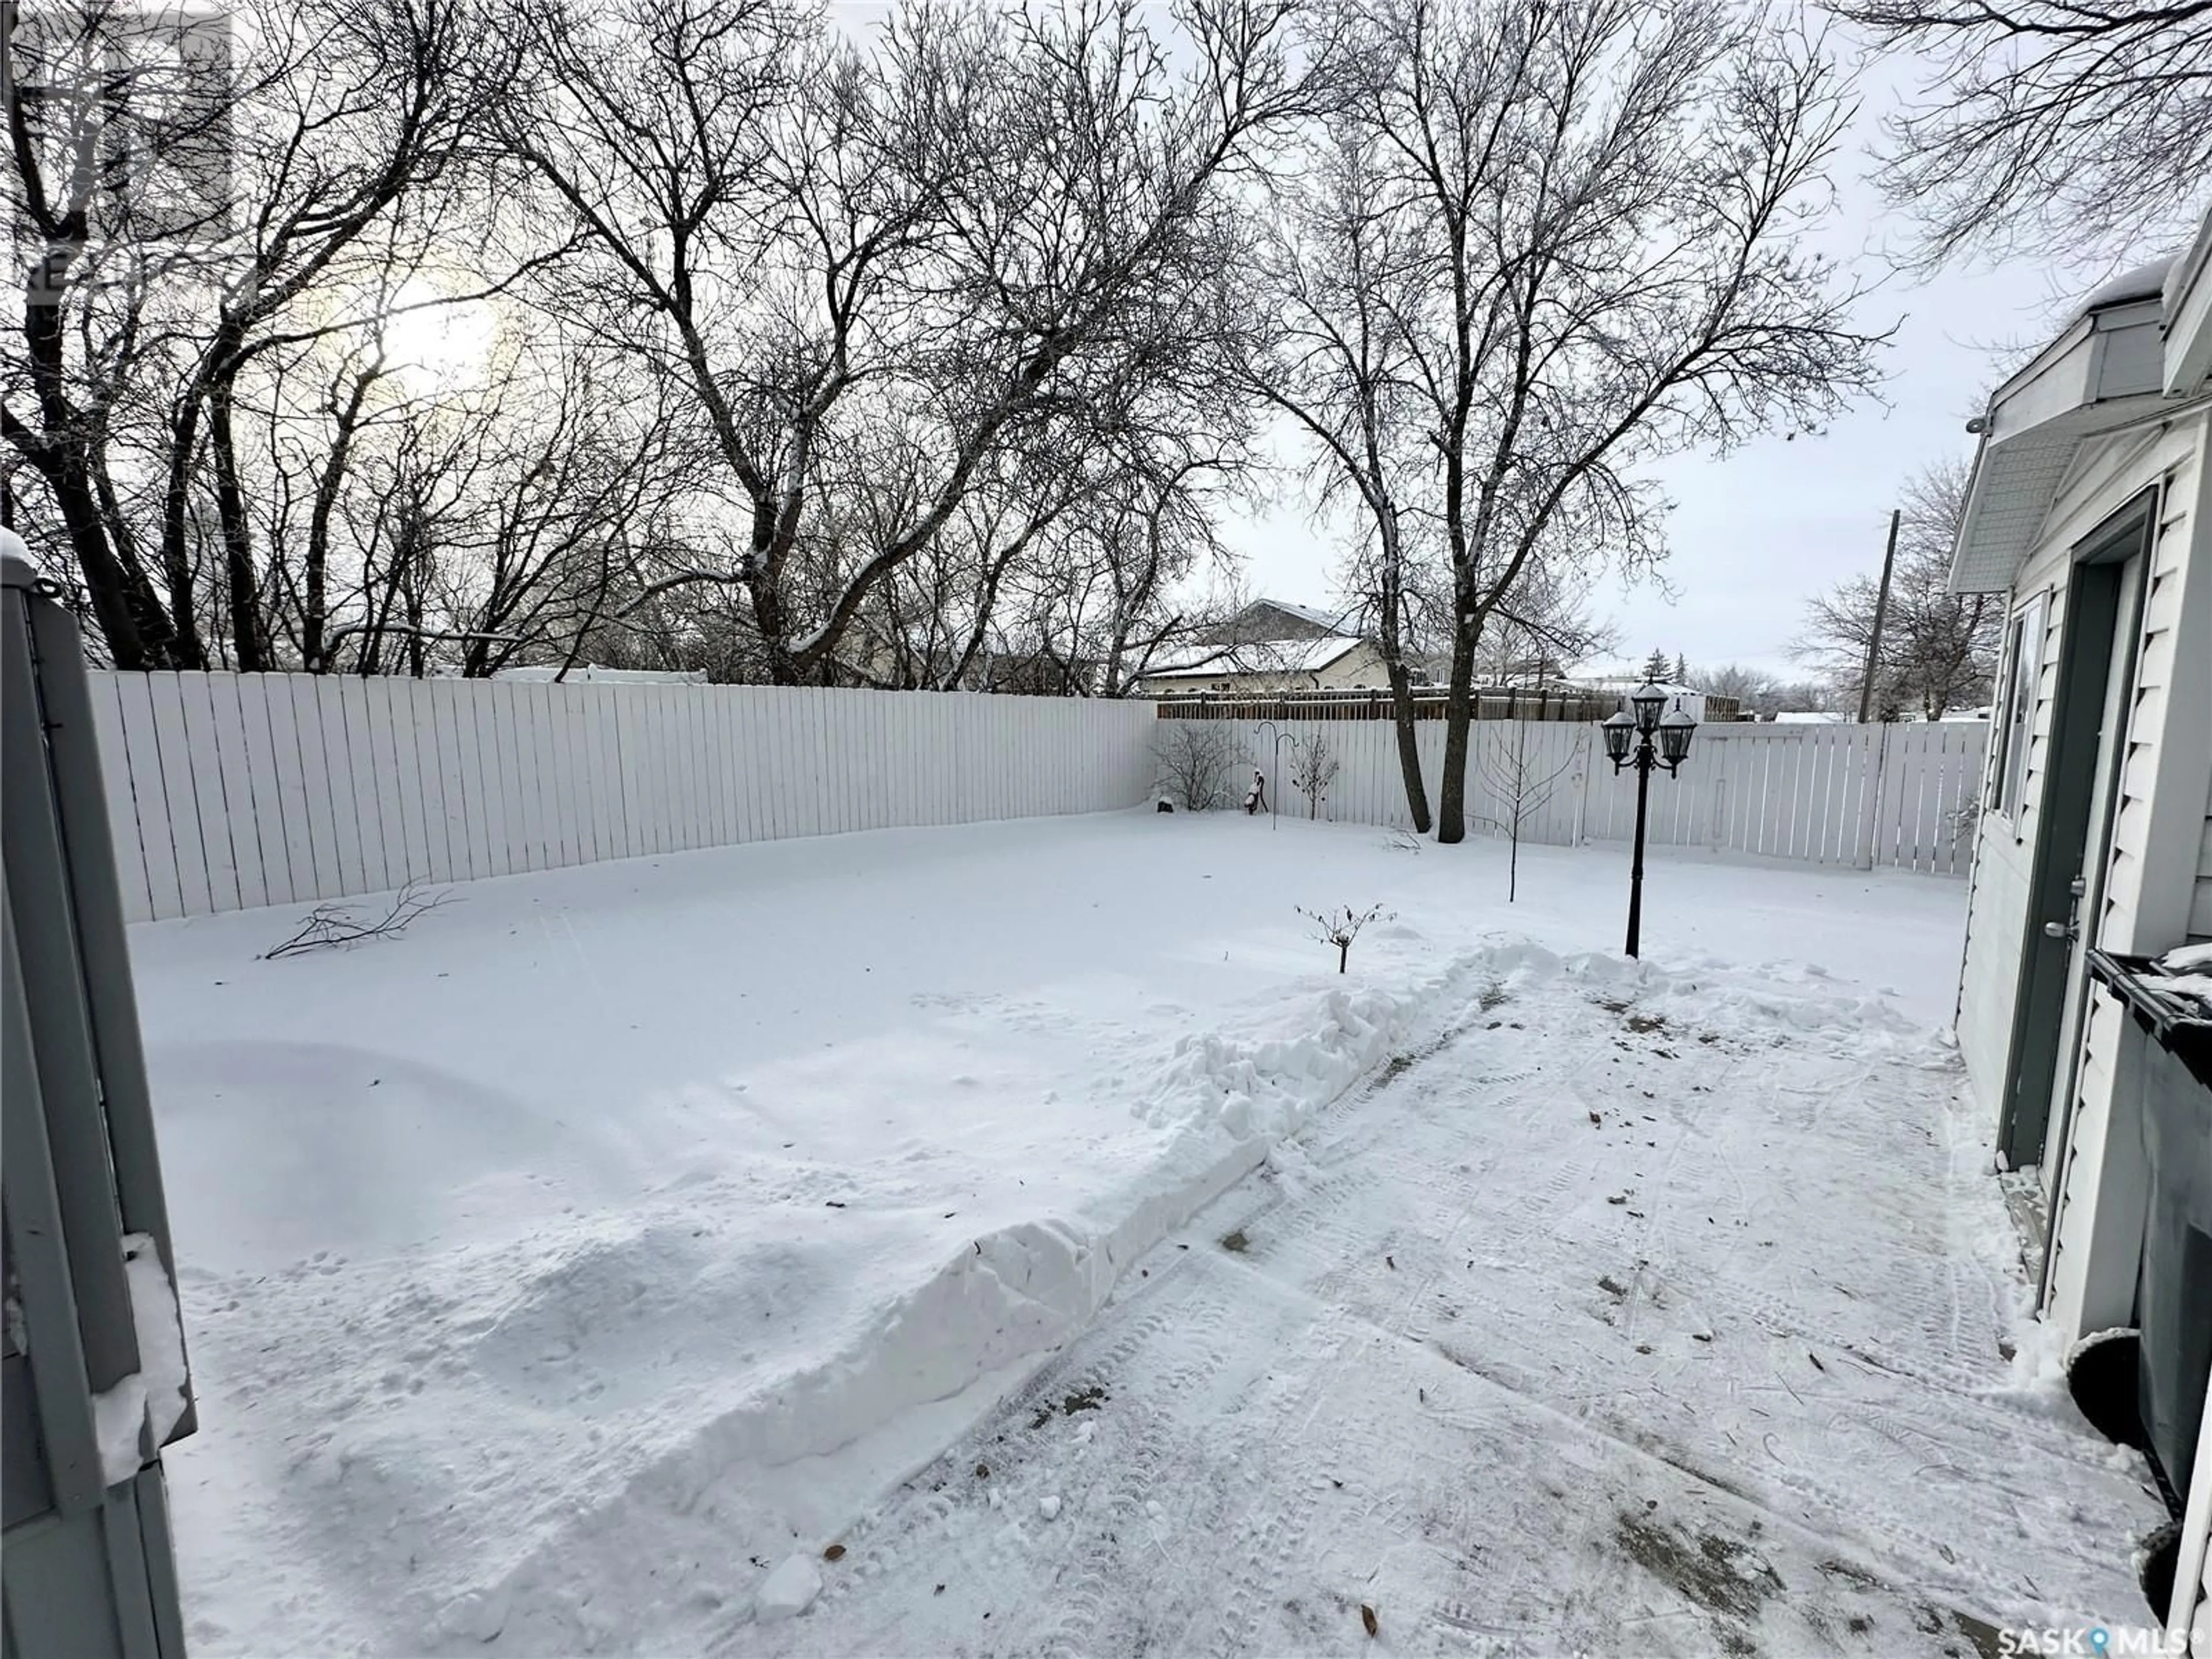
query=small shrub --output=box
[1296,902,1393,974]
[1153,722,1236,811]
[1290,734,1341,819]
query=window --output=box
[1988,592,2047,824]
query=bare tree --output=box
[500,0,1316,686]
[1793,457,1998,718]
[6,0,511,668]
[5,0,236,663]
[1295,900,1391,972]
[1296,0,1883,844]
[1464,560,1615,684]
[1154,721,1236,810]
[1836,0,2212,275]
[1475,723,1584,901]
[1682,661,1830,718]
[1249,120,1438,828]
[1290,733,1340,818]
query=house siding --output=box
[1954,418,2209,1136]
[1310,643,1392,691]
[2043,411,2211,1342]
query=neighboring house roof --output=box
[1573,676,1698,697]
[1256,599,1356,633]
[1198,598,1359,646]
[1136,636,1368,680]
[1951,207,2212,594]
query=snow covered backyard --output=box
[130,812,2169,1656]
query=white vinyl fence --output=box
[90,673,1156,922]
[1215,717,1988,876]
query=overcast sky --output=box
[1217,59,2103,682]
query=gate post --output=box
[3,537,196,1658]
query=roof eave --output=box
[1948,296,2179,594]
[2164,206,2212,397]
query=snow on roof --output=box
[1774,710,1844,724]
[1251,599,1357,634]
[1572,676,1699,698]
[2075,256,2177,317]
[1138,636,1366,679]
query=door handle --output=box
[2045,875,2087,942]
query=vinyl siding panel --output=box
[2045,993,2147,1336]
[2097,448,2199,949]
[1953,415,2207,1146]
[2040,412,2212,1344]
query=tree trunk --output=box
[1376,546,1431,833]
[1435,619,1476,843]
[19,445,168,668]
[209,380,269,671]
[1385,658,1429,833]
[156,403,213,668]
[9,255,178,667]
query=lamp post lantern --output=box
[1601,681,1698,959]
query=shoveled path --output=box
[760,948,2167,1657]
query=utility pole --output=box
[1856,509,1901,724]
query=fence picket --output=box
[86,671,156,922]
[204,675,270,910]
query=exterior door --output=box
[2036,547,2149,1275]
[1998,488,2158,1172]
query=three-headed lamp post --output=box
[1600,682,1699,959]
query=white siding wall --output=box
[92,675,1158,922]
[2048,421,2209,1339]
[1954,417,2210,1122]
[1959,410,2212,1342]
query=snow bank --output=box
[1141,983,1406,1137]
[470,960,1470,1653]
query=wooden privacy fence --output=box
[1217,717,1988,876]
[89,673,1157,922]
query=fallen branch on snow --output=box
[263,879,452,960]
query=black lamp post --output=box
[1600,681,1698,959]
